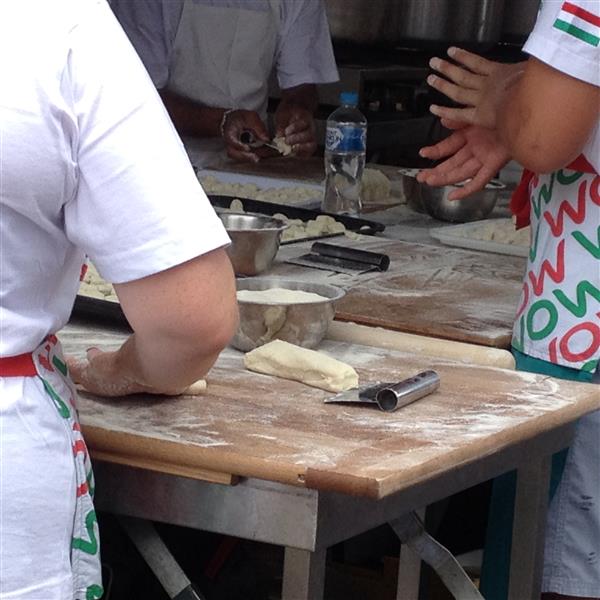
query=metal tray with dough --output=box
[429,219,529,258]
[198,168,323,208]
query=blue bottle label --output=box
[326,125,366,152]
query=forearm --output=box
[110,329,224,392]
[159,89,227,138]
[496,58,599,173]
[70,250,239,397]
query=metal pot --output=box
[396,0,505,45]
[325,0,506,47]
[325,0,399,45]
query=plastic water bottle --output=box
[322,91,367,215]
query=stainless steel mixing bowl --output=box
[420,179,505,223]
[220,212,288,276]
[231,278,346,351]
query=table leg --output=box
[391,511,483,600]
[118,516,206,600]
[396,542,421,600]
[507,455,551,600]
[281,547,327,600]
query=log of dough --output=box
[182,379,207,395]
[244,339,358,392]
[326,321,515,369]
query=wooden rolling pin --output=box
[326,321,516,369]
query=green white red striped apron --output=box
[1,336,103,600]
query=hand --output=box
[275,105,317,157]
[426,47,525,129]
[417,120,511,199]
[222,109,271,163]
[67,347,188,397]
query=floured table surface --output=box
[274,237,526,348]
[62,322,598,500]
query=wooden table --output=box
[62,321,598,599]
[275,237,526,348]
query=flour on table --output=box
[244,339,358,393]
[237,288,329,304]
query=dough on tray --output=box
[243,339,358,392]
[361,168,392,204]
[237,288,328,304]
[199,175,317,205]
[455,218,530,246]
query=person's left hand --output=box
[417,120,511,200]
[426,47,525,130]
[274,105,317,157]
[222,109,271,163]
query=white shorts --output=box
[542,408,600,596]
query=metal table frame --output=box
[94,422,572,600]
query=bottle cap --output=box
[340,91,358,106]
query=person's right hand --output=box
[426,47,525,129]
[67,347,189,397]
[222,109,271,163]
[417,120,511,200]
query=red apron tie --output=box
[0,352,37,377]
[510,154,598,229]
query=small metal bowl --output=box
[420,179,505,223]
[220,212,288,276]
[231,278,346,351]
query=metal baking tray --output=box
[209,195,386,242]
[71,295,130,329]
[429,220,528,257]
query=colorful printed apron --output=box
[23,336,103,600]
[511,163,600,372]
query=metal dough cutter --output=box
[325,370,440,412]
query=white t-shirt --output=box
[511,0,600,371]
[524,0,600,171]
[0,0,230,357]
[110,0,339,91]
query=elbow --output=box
[500,105,588,174]
[205,297,239,356]
[185,289,239,360]
[510,147,571,174]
